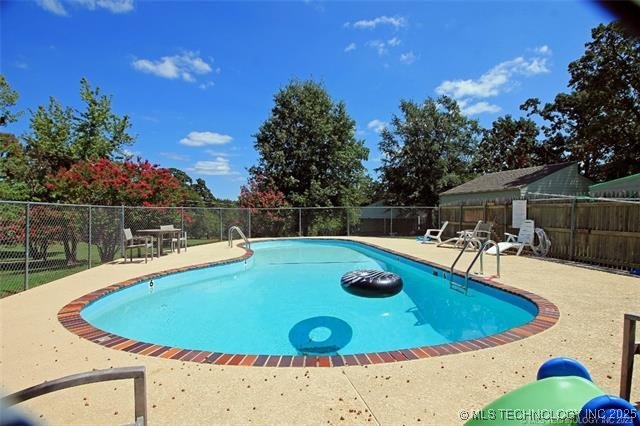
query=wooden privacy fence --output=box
[439,199,640,270]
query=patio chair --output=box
[486,219,535,256]
[159,225,181,252]
[438,220,492,249]
[171,230,187,252]
[123,228,154,263]
[419,221,449,244]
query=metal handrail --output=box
[1,366,147,426]
[448,235,482,293]
[228,226,250,249]
[449,237,500,294]
[449,238,473,280]
[481,239,501,278]
[464,240,500,291]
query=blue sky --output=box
[2,1,612,199]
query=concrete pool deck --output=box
[1,237,638,425]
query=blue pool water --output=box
[82,240,537,356]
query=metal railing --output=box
[448,234,500,294]
[0,200,437,297]
[228,226,250,249]
[1,366,147,425]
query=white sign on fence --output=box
[512,200,527,228]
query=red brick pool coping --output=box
[58,239,559,367]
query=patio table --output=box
[136,228,182,257]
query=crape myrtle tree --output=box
[19,78,135,200]
[249,80,369,235]
[471,115,543,174]
[0,78,135,264]
[239,174,292,237]
[47,159,187,261]
[521,21,640,181]
[376,96,480,206]
[19,79,135,263]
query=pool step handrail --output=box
[449,238,500,295]
[228,226,250,249]
[463,240,500,291]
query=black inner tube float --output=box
[341,270,403,298]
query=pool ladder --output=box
[448,238,500,294]
[228,226,250,249]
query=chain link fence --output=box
[0,201,437,298]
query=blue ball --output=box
[537,357,592,381]
[578,395,639,426]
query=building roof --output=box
[440,163,573,196]
[589,173,640,197]
[589,173,640,189]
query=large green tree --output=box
[377,96,480,206]
[0,133,31,200]
[472,115,542,174]
[3,78,135,201]
[169,168,217,206]
[521,21,640,181]
[0,75,22,127]
[72,78,134,160]
[250,80,369,207]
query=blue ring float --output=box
[288,316,353,355]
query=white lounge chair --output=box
[438,220,492,249]
[420,221,448,244]
[486,219,535,256]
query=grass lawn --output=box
[0,238,221,297]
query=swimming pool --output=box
[78,239,541,358]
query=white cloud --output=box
[387,37,401,47]
[344,42,357,53]
[459,100,501,115]
[132,52,214,83]
[14,61,28,69]
[366,37,403,57]
[347,16,407,30]
[191,157,233,176]
[37,0,68,16]
[160,152,190,161]
[436,54,550,99]
[179,131,232,147]
[367,119,388,133]
[399,51,417,65]
[534,45,552,55]
[72,0,134,13]
[367,40,388,56]
[435,49,551,115]
[37,0,134,15]
[198,81,215,90]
